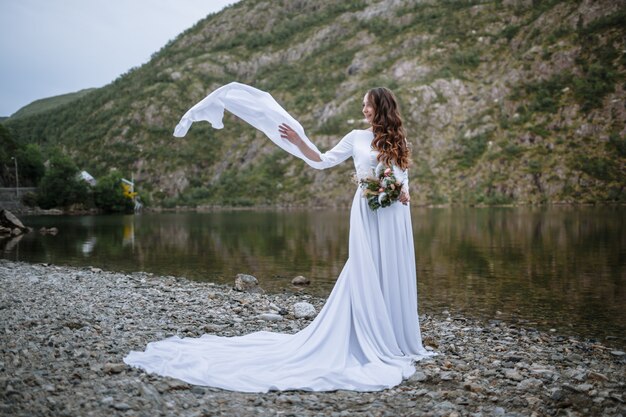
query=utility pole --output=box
[11,156,19,198]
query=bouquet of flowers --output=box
[358,164,403,211]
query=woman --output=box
[125,84,432,392]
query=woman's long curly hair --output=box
[367,87,411,170]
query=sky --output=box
[0,0,238,117]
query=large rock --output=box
[291,276,310,286]
[293,302,317,319]
[0,209,27,232]
[233,273,264,294]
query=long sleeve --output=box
[305,131,355,170]
[392,165,409,191]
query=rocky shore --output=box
[1,261,624,417]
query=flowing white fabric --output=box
[125,83,432,392]
[174,82,324,169]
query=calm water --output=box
[2,207,625,348]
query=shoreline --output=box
[10,201,626,216]
[1,260,624,416]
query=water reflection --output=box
[411,207,625,347]
[1,207,624,348]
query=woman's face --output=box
[362,93,375,125]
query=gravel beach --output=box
[1,260,624,417]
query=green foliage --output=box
[21,192,38,207]
[16,144,45,185]
[2,0,624,207]
[168,151,293,207]
[526,159,543,176]
[36,152,89,209]
[608,133,626,158]
[0,124,44,186]
[571,63,616,111]
[574,154,620,182]
[10,88,97,119]
[518,73,572,113]
[528,0,565,21]
[455,133,490,169]
[468,190,514,206]
[546,26,571,43]
[435,48,482,79]
[451,49,481,69]
[501,24,520,41]
[0,124,18,186]
[577,9,626,36]
[215,151,289,205]
[215,1,366,52]
[93,171,135,213]
[501,142,523,159]
[364,19,405,39]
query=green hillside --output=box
[9,88,98,120]
[3,0,625,207]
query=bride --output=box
[124,83,432,392]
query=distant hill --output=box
[10,88,98,120]
[3,0,625,207]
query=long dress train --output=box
[124,84,432,392]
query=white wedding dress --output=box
[124,83,432,392]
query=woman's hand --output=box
[279,123,302,145]
[399,188,410,205]
[278,123,322,162]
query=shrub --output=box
[16,144,45,186]
[456,132,490,169]
[93,171,135,213]
[572,63,616,111]
[608,133,626,158]
[21,192,38,207]
[36,153,89,209]
[501,24,520,41]
[574,155,618,182]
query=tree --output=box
[93,171,134,213]
[0,124,19,187]
[16,144,45,186]
[36,152,89,209]
[0,124,45,186]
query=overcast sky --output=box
[0,0,237,116]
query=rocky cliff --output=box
[3,0,625,207]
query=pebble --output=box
[410,371,428,382]
[504,369,524,381]
[259,313,283,321]
[112,402,131,411]
[103,363,125,374]
[1,260,624,417]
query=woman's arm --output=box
[279,123,354,169]
[279,123,321,162]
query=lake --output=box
[2,207,624,348]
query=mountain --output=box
[9,88,98,120]
[2,0,625,207]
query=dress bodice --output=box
[310,129,409,189]
[351,130,380,179]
